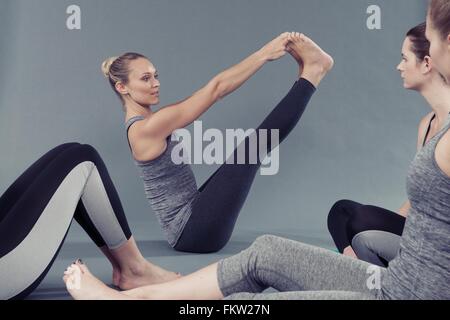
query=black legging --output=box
[0,143,132,299]
[174,78,316,252]
[327,199,405,263]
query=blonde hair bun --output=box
[101,56,118,78]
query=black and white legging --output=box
[0,143,132,300]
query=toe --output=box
[302,34,313,44]
[75,260,90,274]
[65,265,75,274]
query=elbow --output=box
[211,76,226,101]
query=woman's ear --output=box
[422,56,433,74]
[115,82,128,95]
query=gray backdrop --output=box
[0,0,429,247]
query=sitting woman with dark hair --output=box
[327,22,450,267]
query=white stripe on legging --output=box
[0,161,127,299]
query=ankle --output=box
[120,258,149,276]
[300,68,325,88]
[296,64,304,79]
[304,54,334,72]
[302,58,333,85]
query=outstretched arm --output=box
[214,32,290,99]
[140,33,290,140]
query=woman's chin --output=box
[146,99,159,106]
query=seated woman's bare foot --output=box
[63,260,137,300]
[288,32,334,87]
[118,260,182,290]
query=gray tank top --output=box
[125,116,199,247]
[381,113,450,299]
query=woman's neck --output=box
[420,74,450,128]
[124,99,152,118]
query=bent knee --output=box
[346,210,370,236]
[70,144,102,162]
[327,199,354,231]
[351,231,373,250]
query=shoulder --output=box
[434,122,450,178]
[418,112,435,133]
[127,115,162,140]
[126,116,148,141]
[127,116,168,161]
[417,112,435,146]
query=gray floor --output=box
[26,228,335,300]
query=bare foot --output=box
[288,32,334,87]
[117,260,182,290]
[63,260,137,300]
[343,246,358,259]
[286,33,304,78]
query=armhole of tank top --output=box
[126,119,172,163]
[126,118,145,152]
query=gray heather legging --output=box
[352,230,401,267]
[217,235,386,300]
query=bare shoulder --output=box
[434,127,450,178]
[418,112,435,133]
[416,112,435,149]
[127,118,168,162]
